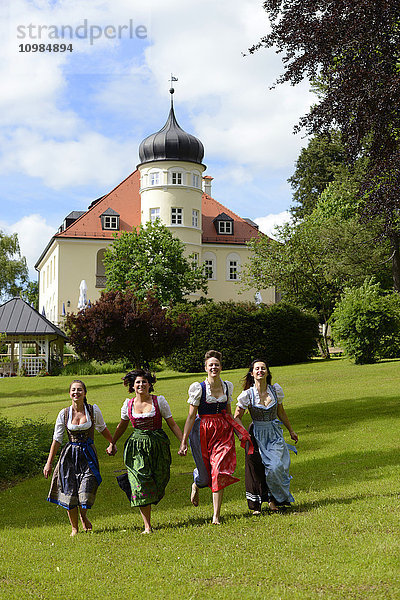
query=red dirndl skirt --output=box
[199,413,239,492]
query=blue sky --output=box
[1,0,314,278]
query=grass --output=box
[0,358,399,600]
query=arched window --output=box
[96,249,107,288]
[226,253,241,281]
[203,252,217,281]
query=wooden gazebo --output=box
[0,298,67,376]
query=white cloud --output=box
[0,214,56,278]
[255,211,292,239]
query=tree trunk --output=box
[392,232,400,292]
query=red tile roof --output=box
[55,171,261,245]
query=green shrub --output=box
[330,278,400,364]
[61,359,128,376]
[167,301,318,372]
[0,417,52,481]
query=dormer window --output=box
[213,212,234,235]
[100,208,120,230]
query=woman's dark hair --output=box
[204,349,222,365]
[70,379,88,408]
[122,369,156,393]
[242,359,272,390]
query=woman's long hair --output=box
[242,359,272,390]
[122,369,156,393]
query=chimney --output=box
[203,175,213,195]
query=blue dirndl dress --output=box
[244,385,296,509]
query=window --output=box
[226,253,240,281]
[229,260,238,280]
[192,209,199,228]
[150,208,160,223]
[171,208,183,225]
[203,252,216,280]
[204,260,214,279]
[192,252,199,267]
[150,171,160,186]
[218,221,233,234]
[104,216,119,229]
[192,173,200,188]
[101,209,120,230]
[171,172,182,185]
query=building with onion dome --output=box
[35,92,276,325]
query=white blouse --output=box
[53,404,107,443]
[187,380,233,406]
[236,383,284,410]
[120,395,172,420]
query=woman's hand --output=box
[178,440,188,456]
[106,442,117,456]
[43,462,52,479]
[290,431,298,444]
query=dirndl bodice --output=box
[247,385,279,421]
[127,395,162,430]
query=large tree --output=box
[251,0,400,289]
[65,290,189,369]
[103,220,208,305]
[0,231,28,300]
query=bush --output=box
[0,417,52,481]
[61,359,129,376]
[167,301,319,372]
[330,278,400,364]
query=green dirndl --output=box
[124,428,171,507]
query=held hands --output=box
[106,442,117,456]
[178,441,188,456]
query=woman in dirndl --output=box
[178,350,253,524]
[43,380,114,536]
[107,369,182,533]
[234,359,298,514]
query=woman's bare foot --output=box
[80,515,92,532]
[268,500,279,512]
[70,528,78,537]
[252,510,261,516]
[190,483,199,507]
[141,528,153,534]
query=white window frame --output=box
[150,208,160,223]
[150,171,160,186]
[203,252,217,281]
[192,173,200,188]
[171,207,183,225]
[226,253,241,281]
[171,171,182,185]
[218,221,233,235]
[192,209,199,228]
[103,215,119,230]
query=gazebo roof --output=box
[0,298,67,338]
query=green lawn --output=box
[0,358,399,600]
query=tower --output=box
[137,89,206,266]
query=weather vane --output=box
[169,73,178,95]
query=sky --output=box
[0,0,314,278]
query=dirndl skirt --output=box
[250,419,295,504]
[47,441,100,510]
[200,414,239,493]
[124,428,171,507]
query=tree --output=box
[251,0,400,289]
[243,209,390,355]
[288,131,346,220]
[103,220,208,305]
[21,281,39,310]
[0,231,28,300]
[330,278,400,364]
[65,290,189,369]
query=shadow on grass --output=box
[2,379,123,406]
[289,394,399,436]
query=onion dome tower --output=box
[138,87,206,270]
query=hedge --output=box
[167,301,319,372]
